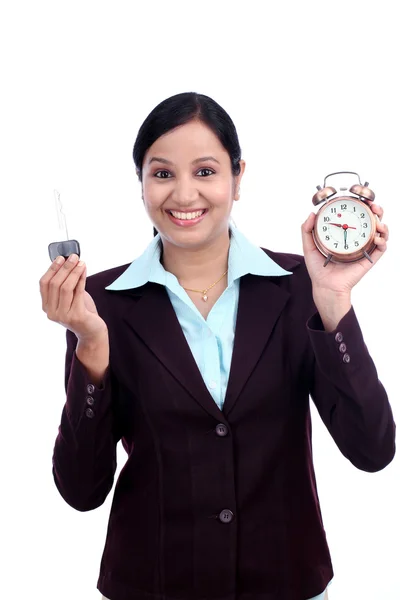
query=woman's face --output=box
[141,120,245,249]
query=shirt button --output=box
[209,381,217,390]
[339,343,347,353]
[86,396,95,406]
[85,408,94,418]
[335,332,344,343]
[343,353,351,363]
[87,384,95,394]
[219,509,234,523]
[215,423,229,437]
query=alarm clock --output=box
[312,171,380,267]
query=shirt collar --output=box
[105,225,292,291]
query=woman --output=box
[41,92,395,600]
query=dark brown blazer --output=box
[52,248,396,600]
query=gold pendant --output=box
[202,294,208,302]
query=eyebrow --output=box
[148,156,220,166]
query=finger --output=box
[367,201,384,220]
[376,220,389,240]
[47,254,81,317]
[57,257,86,316]
[373,234,387,253]
[301,212,318,254]
[40,256,66,311]
[59,262,86,318]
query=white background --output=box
[1,1,399,599]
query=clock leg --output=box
[363,251,374,264]
[323,254,333,267]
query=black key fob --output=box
[48,239,81,261]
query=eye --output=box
[197,168,214,177]
[154,170,171,179]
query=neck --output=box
[160,230,231,288]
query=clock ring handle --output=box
[323,171,362,187]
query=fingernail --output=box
[55,256,64,264]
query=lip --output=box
[166,208,207,213]
[166,208,208,227]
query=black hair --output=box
[132,92,242,237]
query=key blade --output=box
[54,189,69,240]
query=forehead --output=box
[144,120,228,164]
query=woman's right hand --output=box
[40,254,108,342]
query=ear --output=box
[234,160,246,200]
[136,168,144,200]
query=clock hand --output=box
[344,229,348,247]
[331,223,357,230]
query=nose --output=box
[170,175,200,205]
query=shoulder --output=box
[260,246,305,272]
[260,247,311,287]
[85,262,132,296]
[259,247,314,308]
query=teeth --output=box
[170,210,205,220]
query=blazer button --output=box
[215,423,229,437]
[85,408,94,418]
[86,396,95,406]
[219,509,234,523]
[343,353,351,363]
[339,343,347,353]
[335,332,344,343]
[87,384,95,394]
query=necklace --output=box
[183,269,228,302]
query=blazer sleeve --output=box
[52,328,121,511]
[306,305,396,472]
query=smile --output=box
[166,209,208,226]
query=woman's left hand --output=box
[301,201,389,297]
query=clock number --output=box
[344,244,349,250]
[355,241,359,247]
[353,207,357,212]
[361,233,366,238]
[331,207,337,214]
[334,243,338,248]
[360,213,365,218]
[363,223,368,228]
[325,236,330,241]
[323,226,327,232]
[324,216,330,222]
[341,204,347,210]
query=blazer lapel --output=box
[120,283,226,423]
[221,246,303,416]
[222,274,291,417]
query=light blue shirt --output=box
[105,225,331,600]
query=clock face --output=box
[316,197,373,255]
